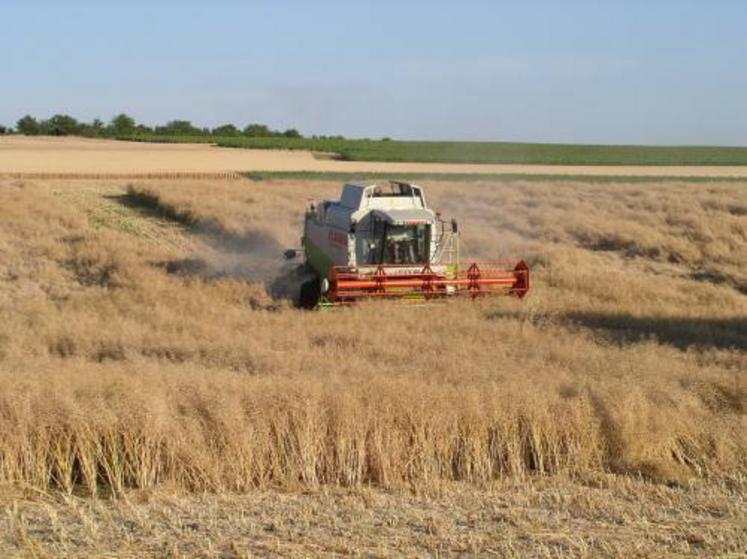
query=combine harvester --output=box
[287,181,529,308]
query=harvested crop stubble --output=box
[3,475,746,557]
[0,177,745,498]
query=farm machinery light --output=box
[286,181,529,308]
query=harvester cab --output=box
[295,180,529,307]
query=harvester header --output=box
[291,181,529,307]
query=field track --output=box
[3,136,747,178]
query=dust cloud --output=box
[168,226,309,302]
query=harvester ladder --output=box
[433,230,459,277]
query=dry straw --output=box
[0,177,745,495]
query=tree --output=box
[16,115,41,135]
[44,114,80,136]
[212,123,240,136]
[282,128,302,138]
[110,113,136,136]
[78,118,105,137]
[157,120,202,135]
[0,124,7,135]
[243,123,272,137]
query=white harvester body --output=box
[295,180,528,307]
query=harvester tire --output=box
[299,276,321,309]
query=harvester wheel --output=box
[299,276,321,309]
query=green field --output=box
[242,171,747,183]
[121,134,747,165]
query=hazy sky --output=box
[2,0,746,144]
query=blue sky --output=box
[2,0,746,144]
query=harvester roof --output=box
[338,181,426,211]
[371,208,433,225]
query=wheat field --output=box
[1,175,746,556]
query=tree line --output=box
[0,114,305,138]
